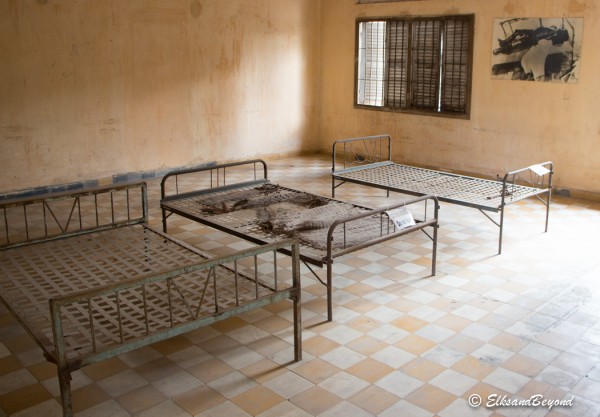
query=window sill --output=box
[354,104,471,120]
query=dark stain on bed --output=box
[202,184,329,214]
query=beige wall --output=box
[320,0,600,197]
[0,0,321,192]
[2,0,600,197]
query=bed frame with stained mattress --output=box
[160,159,439,322]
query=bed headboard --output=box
[332,134,392,173]
[160,159,269,202]
[0,182,148,249]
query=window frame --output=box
[354,14,474,119]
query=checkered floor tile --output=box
[1,155,600,417]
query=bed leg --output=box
[293,293,302,361]
[545,164,553,233]
[331,178,336,199]
[498,207,505,255]
[57,366,73,417]
[432,225,438,276]
[291,243,303,361]
[545,188,552,233]
[326,262,333,322]
[161,208,168,233]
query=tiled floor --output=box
[2,154,600,417]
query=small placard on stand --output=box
[529,164,551,176]
[387,206,416,230]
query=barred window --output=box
[356,15,473,118]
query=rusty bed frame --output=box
[332,135,553,254]
[0,182,302,417]
[160,159,439,322]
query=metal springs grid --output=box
[0,224,287,360]
[336,162,547,211]
[162,184,409,265]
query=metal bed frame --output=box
[0,182,302,417]
[332,135,553,254]
[160,159,439,322]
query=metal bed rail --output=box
[49,237,302,417]
[0,182,148,249]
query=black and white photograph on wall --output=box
[491,17,583,83]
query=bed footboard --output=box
[48,237,301,417]
[495,161,553,254]
[323,194,439,321]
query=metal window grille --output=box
[356,15,472,117]
[411,19,442,110]
[386,21,409,109]
[357,21,386,106]
[440,16,471,113]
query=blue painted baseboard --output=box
[0,162,216,202]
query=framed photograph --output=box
[491,17,583,83]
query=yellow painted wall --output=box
[0,0,321,192]
[2,0,600,197]
[320,0,600,196]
